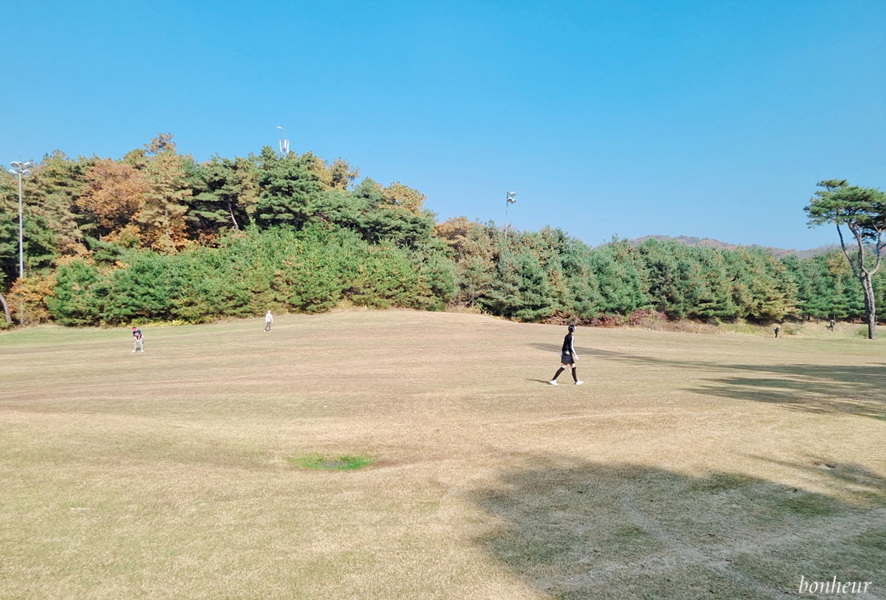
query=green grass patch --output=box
[287,453,373,471]
[610,524,646,541]
[778,492,841,516]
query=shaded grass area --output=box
[562,345,886,421]
[472,458,885,600]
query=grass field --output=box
[1,310,884,600]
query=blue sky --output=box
[2,1,883,250]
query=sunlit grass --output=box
[1,309,883,599]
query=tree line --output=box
[1,135,882,328]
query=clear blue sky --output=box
[2,1,884,250]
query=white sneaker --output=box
[549,380,558,385]
[575,380,584,385]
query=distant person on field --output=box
[549,324,583,385]
[828,319,836,331]
[774,325,780,338]
[132,326,144,353]
[264,310,274,332]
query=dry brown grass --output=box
[1,309,883,599]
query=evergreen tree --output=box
[45,259,107,325]
[806,180,886,338]
[187,155,260,239]
[254,148,324,228]
[690,247,735,321]
[26,151,91,262]
[0,172,19,287]
[638,239,689,318]
[353,179,436,249]
[723,248,791,321]
[559,237,603,319]
[588,239,650,315]
[138,135,192,253]
[434,217,496,308]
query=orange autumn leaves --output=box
[76,135,191,252]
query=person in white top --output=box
[131,326,145,352]
[264,310,274,332]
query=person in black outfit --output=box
[549,324,583,385]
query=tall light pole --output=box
[504,191,516,234]
[8,161,32,280]
[8,161,33,326]
[277,126,289,156]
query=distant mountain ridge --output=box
[631,235,836,259]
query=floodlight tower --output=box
[504,191,517,234]
[277,126,289,156]
[8,161,33,281]
[8,160,33,325]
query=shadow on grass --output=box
[469,455,886,600]
[748,455,886,506]
[528,343,886,420]
[692,364,885,420]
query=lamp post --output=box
[8,161,32,280]
[8,161,33,326]
[504,191,516,234]
[277,126,289,156]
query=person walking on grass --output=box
[264,310,274,332]
[131,326,144,353]
[549,324,583,385]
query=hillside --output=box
[631,235,835,259]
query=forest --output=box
[1,135,882,328]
